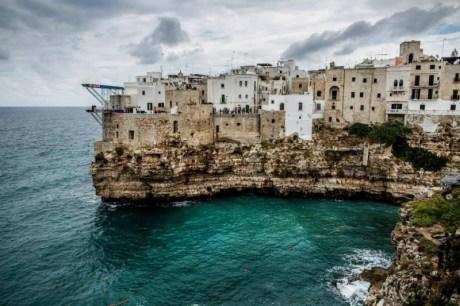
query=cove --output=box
[14,195,397,306]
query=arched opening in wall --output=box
[280,103,284,111]
[329,86,339,101]
[408,53,414,63]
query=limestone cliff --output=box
[365,192,460,306]
[91,129,451,203]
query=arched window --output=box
[408,53,414,63]
[329,86,339,101]
[280,103,285,111]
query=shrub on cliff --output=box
[115,147,124,156]
[369,121,412,146]
[411,192,460,232]
[404,147,448,171]
[348,123,372,137]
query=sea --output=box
[0,107,399,306]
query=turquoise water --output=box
[0,108,399,305]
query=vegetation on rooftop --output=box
[348,121,448,171]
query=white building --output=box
[262,93,315,140]
[207,73,257,113]
[385,66,411,121]
[123,72,166,113]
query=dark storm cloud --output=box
[129,17,189,64]
[282,5,458,59]
[0,48,10,60]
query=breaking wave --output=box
[328,249,392,306]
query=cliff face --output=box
[365,193,460,305]
[91,130,444,203]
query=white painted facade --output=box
[207,73,257,112]
[123,72,166,113]
[385,66,411,116]
[262,94,315,140]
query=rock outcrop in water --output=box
[91,128,458,203]
[364,191,460,305]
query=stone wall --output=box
[260,110,285,142]
[214,114,260,144]
[290,77,308,94]
[101,103,214,149]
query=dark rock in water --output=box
[360,267,389,284]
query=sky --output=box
[0,0,460,106]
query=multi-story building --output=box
[207,73,258,113]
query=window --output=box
[221,83,225,89]
[245,94,248,99]
[428,89,433,99]
[129,130,135,140]
[221,95,226,104]
[451,104,456,111]
[414,75,420,86]
[394,80,398,87]
[238,94,242,99]
[299,84,302,88]
[360,92,364,98]
[391,104,402,110]
[298,102,303,111]
[408,54,414,63]
[416,65,421,70]
[453,89,459,100]
[143,78,146,82]
[296,74,299,78]
[331,103,336,110]
[455,73,460,82]
[236,122,241,126]
[333,77,337,81]
[239,81,243,87]
[352,77,356,82]
[430,64,435,70]
[158,102,164,108]
[377,93,381,98]
[328,117,332,122]
[371,106,375,111]
[244,81,248,87]
[420,104,425,110]
[147,103,153,111]
[373,78,377,83]
[116,131,119,138]
[351,92,355,98]
[216,125,219,133]
[331,89,338,100]
[271,100,275,104]
[316,90,322,97]
[411,89,420,99]
[173,121,178,133]
[363,78,367,83]
[350,106,353,110]
[399,79,404,87]
[428,75,434,86]
[142,90,145,96]
[316,103,321,111]
[272,119,276,123]
[360,105,364,111]
[279,103,284,111]
[158,91,161,95]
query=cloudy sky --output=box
[0,0,459,106]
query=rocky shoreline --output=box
[363,193,460,305]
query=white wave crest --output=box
[328,249,392,306]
